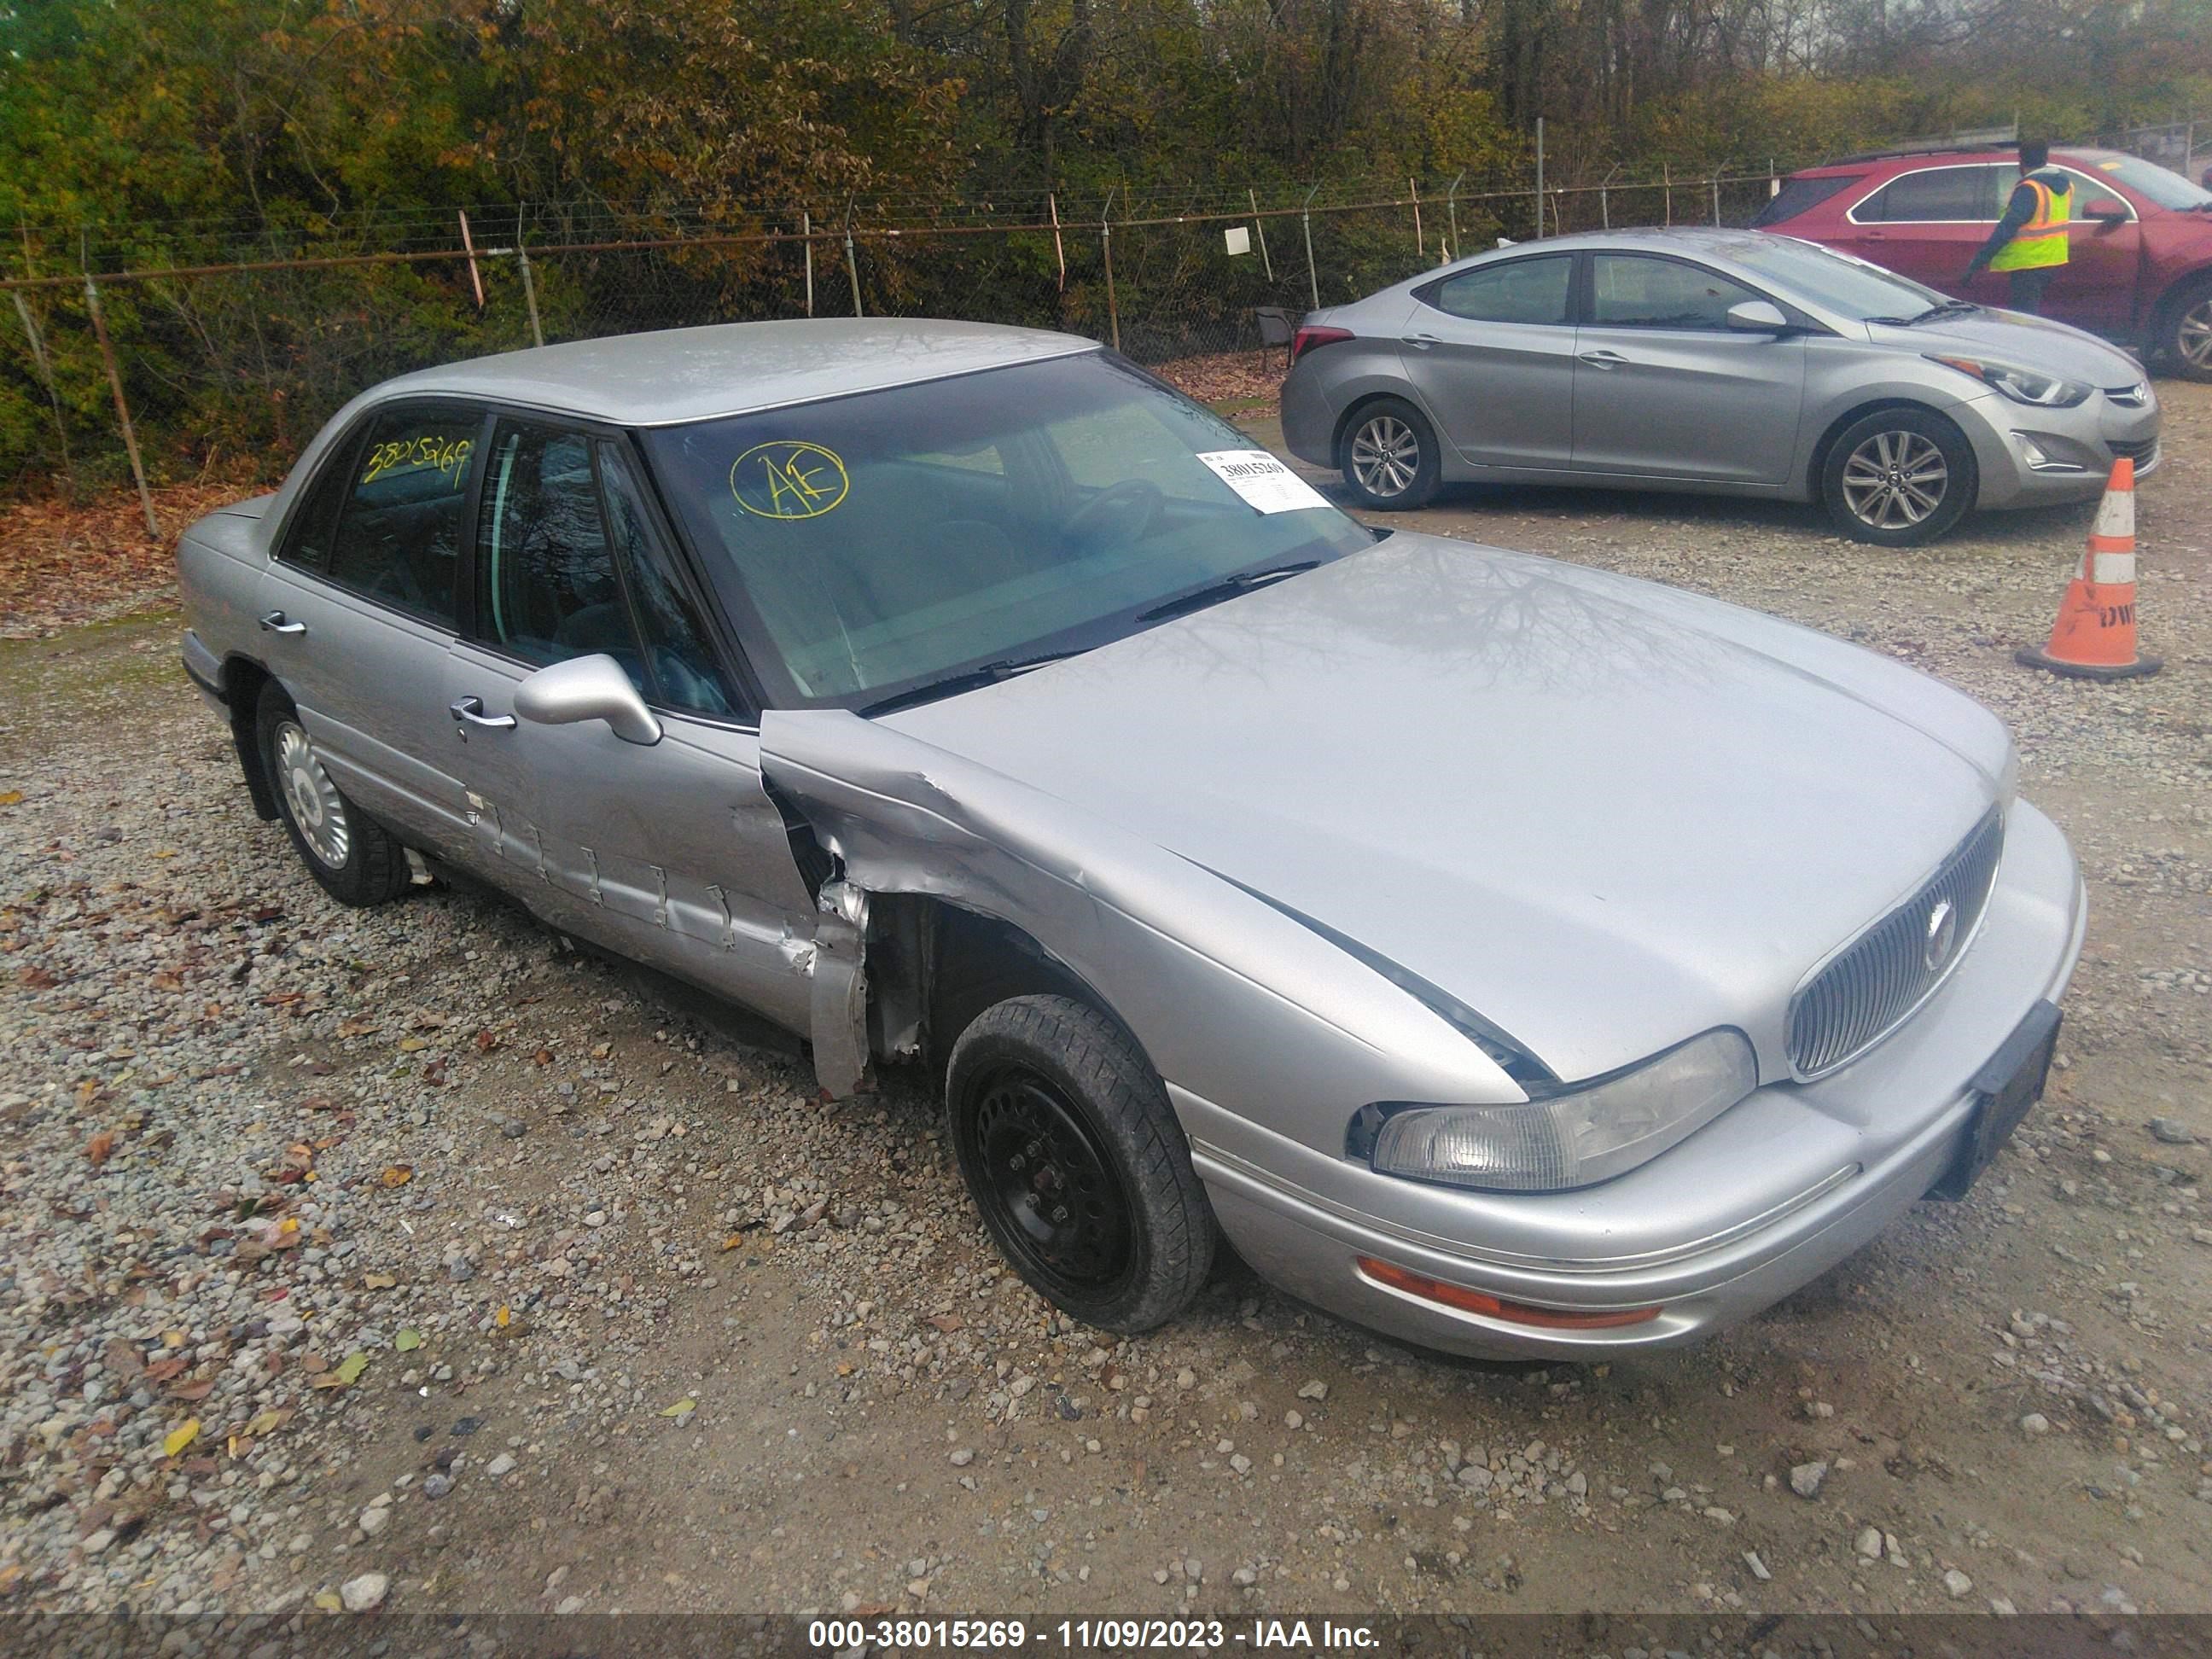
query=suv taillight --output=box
[1289,325,1354,366]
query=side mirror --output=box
[1726,299,1790,333]
[513,654,662,747]
[2081,201,2128,225]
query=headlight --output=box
[1362,1029,1757,1193]
[1928,355,2092,409]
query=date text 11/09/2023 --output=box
[805,1619,1382,1651]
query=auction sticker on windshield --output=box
[1195,449,1332,515]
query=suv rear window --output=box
[1752,174,1863,227]
[1854,166,2002,222]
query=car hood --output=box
[880,533,2012,1083]
[1868,308,2145,386]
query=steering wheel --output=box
[1061,479,1164,551]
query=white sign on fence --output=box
[1223,225,1251,256]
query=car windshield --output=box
[1734,233,1947,321]
[643,351,1374,708]
[2086,154,2212,211]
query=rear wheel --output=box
[255,684,412,907]
[1340,397,1442,510]
[2161,277,2212,382]
[947,996,1214,1334]
[1821,407,1976,546]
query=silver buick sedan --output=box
[177,319,2083,1359]
[1281,228,2159,544]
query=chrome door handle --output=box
[449,696,517,731]
[258,611,306,636]
[1578,349,1629,368]
[1401,333,1443,349]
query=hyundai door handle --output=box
[449,696,517,731]
[258,610,306,636]
[1402,332,1443,349]
[1578,349,1629,368]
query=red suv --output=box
[1755,144,2212,379]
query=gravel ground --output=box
[1,383,2209,1633]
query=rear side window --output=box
[323,408,477,626]
[1752,174,1863,227]
[277,448,357,573]
[1589,255,1760,329]
[1854,166,2001,223]
[1424,255,1573,325]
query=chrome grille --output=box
[1788,809,2005,1078]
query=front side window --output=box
[322,407,477,625]
[642,351,1375,707]
[1855,166,2001,223]
[1426,255,1573,325]
[1589,255,1761,329]
[474,422,738,716]
[1994,165,2132,220]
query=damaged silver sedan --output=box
[176,319,2084,1358]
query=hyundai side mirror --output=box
[1725,299,1791,333]
[513,654,663,746]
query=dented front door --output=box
[445,643,822,1036]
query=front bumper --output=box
[1185,800,2085,1360]
[1958,387,2162,510]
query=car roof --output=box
[1787,146,2130,179]
[367,317,1100,428]
[1465,227,1801,259]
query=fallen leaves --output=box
[0,480,237,637]
[660,1397,696,1419]
[84,1129,115,1166]
[393,1329,422,1353]
[380,1164,413,1187]
[162,1418,200,1458]
[1155,348,1287,415]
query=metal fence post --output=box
[1301,183,1320,310]
[1410,178,1423,260]
[1534,117,1545,238]
[1445,171,1463,265]
[1100,189,1121,352]
[1248,188,1273,283]
[9,288,73,480]
[515,244,545,347]
[803,210,815,317]
[80,276,159,539]
[1050,194,1068,291]
[841,197,863,318]
[1663,162,1673,226]
[1711,175,1722,225]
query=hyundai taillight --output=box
[1289,325,1354,365]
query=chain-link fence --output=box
[0,131,2166,521]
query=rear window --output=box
[1420,255,1573,325]
[1752,174,1863,227]
[1854,166,2002,222]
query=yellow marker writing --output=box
[731,440,850,519]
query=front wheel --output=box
[1340,397,1442,510]
[947,996,1214,1334]
[2161,278,2212,382]
[1821,407,1977,546]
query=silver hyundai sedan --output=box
[1282,228,2159,544]
[177,319,2083,1359]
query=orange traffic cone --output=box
[2017,458,2161,681]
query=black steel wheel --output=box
[948,995,1214,1333]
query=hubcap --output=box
[1349,415,1420,498]
[2180,299,2212,370]
[966,1071,1132,1295]
[1841,430,1949,531]
[275,719,350,870]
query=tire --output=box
[1820,406,1977,546]
[1339,396,1442,510]
[255,683,412,907]
[947,995,1214,1334]
[2159,276,2212,382]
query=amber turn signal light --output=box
[1356,1257,1662,1330]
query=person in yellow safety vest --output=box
[1963,140,2072,316]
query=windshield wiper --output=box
[856,649,1087,718]
[1908,300,1981,323]
[1136,561,1320,624]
